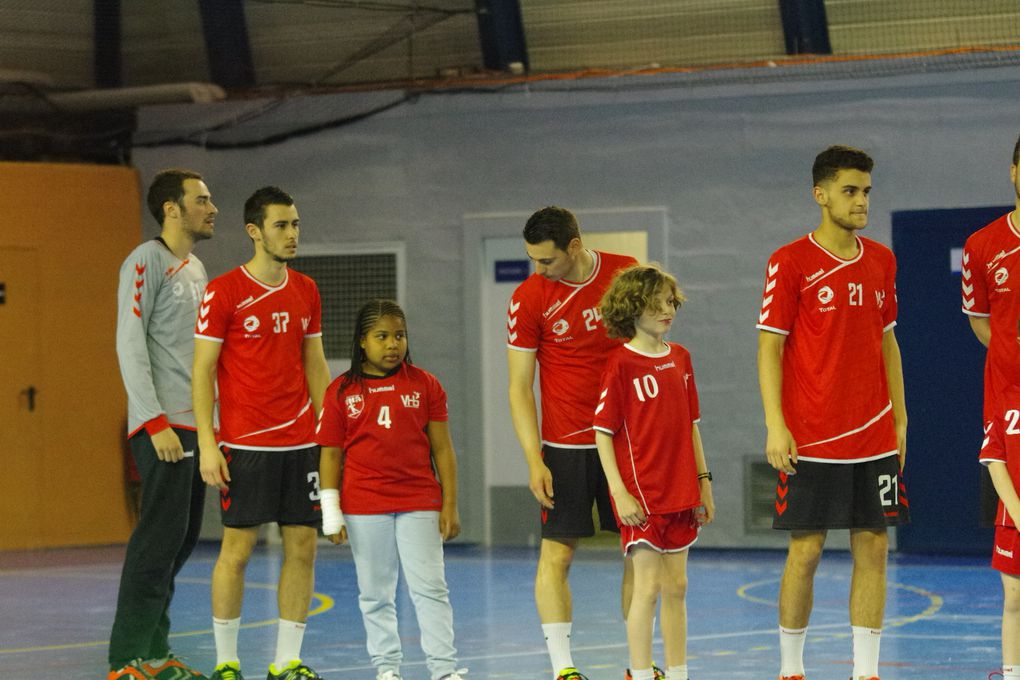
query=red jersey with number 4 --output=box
[593,342,701,515]
[315,363,447,514]
[756,234,899,463]
[195,266,322,450]
[507,250,637,447]
[962,211,1020,407]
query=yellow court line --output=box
[1,582,334,655]
[736,576,944,627]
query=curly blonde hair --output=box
[599,263,685,339]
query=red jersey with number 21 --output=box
[315,363,447,514]
[593,342,701,515]
[756,234,898,463]
[507,250,637,447]
[195,266,322,450]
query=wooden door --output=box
[0,247,42,549]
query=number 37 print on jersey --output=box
[757,234,899,463]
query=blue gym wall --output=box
[132,65,1020,550]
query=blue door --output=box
[893,206,1009,554]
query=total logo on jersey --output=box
[817,286,834,304]
[552,319,570,336]
[243,315,260,332]
[996,266,1010,291]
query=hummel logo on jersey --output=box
[243,315,260,332]
[552,319,569,336]
[509,299,520,314]
[990,250,1009,269]
[203,290,215,303]
[401,391,421,408]
[235,295,255,309]
[817,286,834,304]
[997,544,1014,559]
[368,385,395,393]
[759,262,779,324]
[543,300,563,319]
[804,268,825,283]
[653,361,676,372]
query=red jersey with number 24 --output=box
[593,342,701,515]
[195,266,322,450]
[756,234,898,463]
[507,250,637,447]
[315,363,447,514]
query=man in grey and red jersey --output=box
[506,206,637,680]
[109,168,216,680]
[194,186,331,680]
[967,134,1020,680]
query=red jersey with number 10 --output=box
[756,234,898,463]
[593,342,701,515]
[507,250,637,447]
[315,363,447,514]
[195,266,322,450]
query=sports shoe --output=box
[266,660,323,679]
[376,671,401,680]
[438,671,468,680]
[109,660,156,680]
[144,655,208,679]
[778,676,806,680]
[556,669,589,680]
[210,662,245,680]
[625,666,666,680]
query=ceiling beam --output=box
[198,0,256,89]
[94,0,121,88]
[778,0,832,56]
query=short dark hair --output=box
[812,145,874,186]
[523,206,580,251]
[1013,134,1020,166]
[146,168,202,225]
[244,186,294,228]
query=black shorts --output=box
[219,446,322,528]
[772,454,909,531]
[541,445,620,539]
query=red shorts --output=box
[620,509,698,555]
[992,525,1020,575]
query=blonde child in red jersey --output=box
[593,264,714,680]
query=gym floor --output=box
[0,540,1003,679]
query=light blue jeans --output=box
[345,511,458,680]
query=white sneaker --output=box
[377,671,402,680]
[439,670,468,680]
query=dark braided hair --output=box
[338,299,412,393]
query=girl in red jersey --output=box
[593,264,715,680]
[316,299,466,680]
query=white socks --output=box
[542,622,574,676]
[667,664,688,679]
[851,625,881,678]
[779,626,807,676]
[1002,665,1020,679]
[213,617,241,667]
[273,619,307,669]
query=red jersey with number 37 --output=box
[962,211,1020,404]
[195,266,322,450]
[315,364,447,514]
[756,234,898,463]
[593,342,701,515]
[507,250,637,447]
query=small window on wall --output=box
[290,243,405,367]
